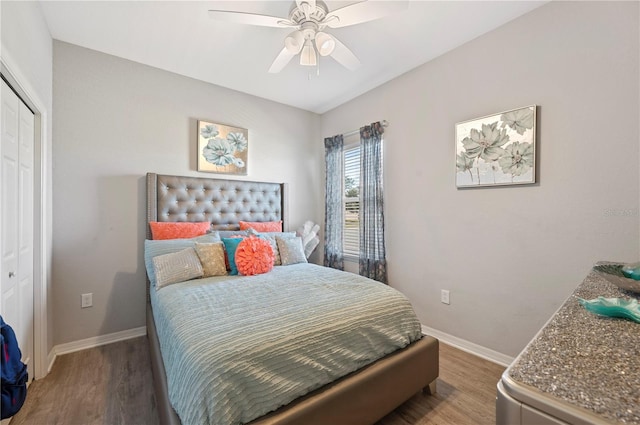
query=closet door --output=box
[1,79,35,379]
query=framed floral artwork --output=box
[455,105,536,188]
[197,120,248,175]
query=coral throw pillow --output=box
[150,222,210,240]
[239,221,282,232]
[235,237,275,276]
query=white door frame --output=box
[1,55,50,380]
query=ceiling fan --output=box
[208,1,407,73]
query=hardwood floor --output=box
[377,343,506,425]
[10,337,504,425]
[11,337,158,425]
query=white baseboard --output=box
[47,326,147,372]
[47,348,56,374]
[421,324,514,367]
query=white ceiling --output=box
[40,1,546,113]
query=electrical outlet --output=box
[441,289,450,305]
[81,293,93,308]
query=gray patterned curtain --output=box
[359,122,386,283]
[324,134,344,270]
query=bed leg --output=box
[423,380,437,395]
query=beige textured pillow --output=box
[194,242,227,277]
[276,236,307,266]
[246,229,296,265]
[152,247,204,290]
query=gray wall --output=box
[49,1,640,357]
[52,41,323,345]
[321,1,639,357]
[1,1,55,355]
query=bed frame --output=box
[145,172,439,425]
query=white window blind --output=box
[343,144,360,258]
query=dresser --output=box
[496,265,640,424]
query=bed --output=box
[145,172,439,425]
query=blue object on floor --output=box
[0,315,28,419]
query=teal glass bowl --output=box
[593,264,640,293]
[579,297,640,324]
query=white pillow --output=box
[144,234,219,287]
[276,236,307,266]
[152,247,204,290]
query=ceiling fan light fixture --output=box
[315,31,335,56]
[316,31,336,56]
[300,40,317,66]
[284,30,304,54]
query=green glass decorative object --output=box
[578,297,640,324]
[592,264,640,293]
[621,262,640,280]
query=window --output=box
[343,143,360,258]
[341,131,385,261]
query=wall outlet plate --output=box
[81,293,93,308]
[441,289,450,305]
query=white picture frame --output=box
[197,120,248,175]
[455,105,536,188]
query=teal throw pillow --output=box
[222,237,244,276]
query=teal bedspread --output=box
[150,263,422,425]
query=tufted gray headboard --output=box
[146,173,288,238]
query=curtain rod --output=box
[340,120,389,138]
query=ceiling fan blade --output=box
[208,10,294,28]
[325,1,408,28]
[329,36,361,71]
[268,47,296,73]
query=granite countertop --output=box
[508,264,640,424]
